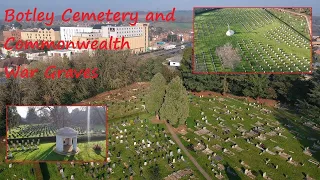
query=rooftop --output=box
[49,50,72,53]
[0,57,29,68]
[39,27,60,31]
[56,127,78,136]
[22,27,60,32]
[0,77,6,84]
[93,24,117,29]
[166,54,183,62]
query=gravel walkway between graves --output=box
[34,163,44,180]
[164,121,212,180]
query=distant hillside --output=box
[313,16,320,36]
[53,10,193,23]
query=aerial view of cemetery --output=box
[0,78,319,179]
[72,80,319,179]
[6,106,107,161]
[1,0,320,179]
[193,8,312,73]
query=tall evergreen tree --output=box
[8,106,21,128]
[159,76,189,126]
[26,107,39,124]
[297,70,320,123]
[242,74,270,99]
[145,73,167,115]
[308,69,320,107]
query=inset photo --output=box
[6,105,107,162]
[193,7,312,74]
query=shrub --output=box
[93,144,102,151]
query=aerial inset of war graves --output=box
[6,106,107,162]
[193,8,312,73]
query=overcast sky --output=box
[0,0,319,17]
[16,106,85,118]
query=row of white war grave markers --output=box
[8,124,58,138]
[195,8,275,38]
[195,8,275,41]
[9,125,89,139]
[194,34,310,72]
[6,139,41,159]
[265,24,310,49]
[237,39,310,72]
[269,9,309,36]
[182,97,319,179]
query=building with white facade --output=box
[47,50,72,59]
[70,23,149,53]
[101,24,144,38]
[73,32,101,41]
[60,27,93,41]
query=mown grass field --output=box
[0,137,38,179]
[194,8,311,73]
[9,141,106,161]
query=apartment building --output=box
[72,23,149,53]
[73,32,101,41]
[21,28,60,42]
[3,29,22,42]
[60,27,93,41]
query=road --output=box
[139,42,190,57]
[164,121,212,180]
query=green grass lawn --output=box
[267,8,310,39]
[0,137,38,179]
[42,162,107,180]
[0,163,38,180]
[10,141,106,161]
[194,8,311,73]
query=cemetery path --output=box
[34,163,44,180]
[164,121,212,180]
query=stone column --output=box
[72,137,77,152]
[68,138,72,145]
[56,136,59,151]
[56,136,63,152]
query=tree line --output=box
[0,50,178,136]
[8,106,106,129]
[1,47,319,135]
